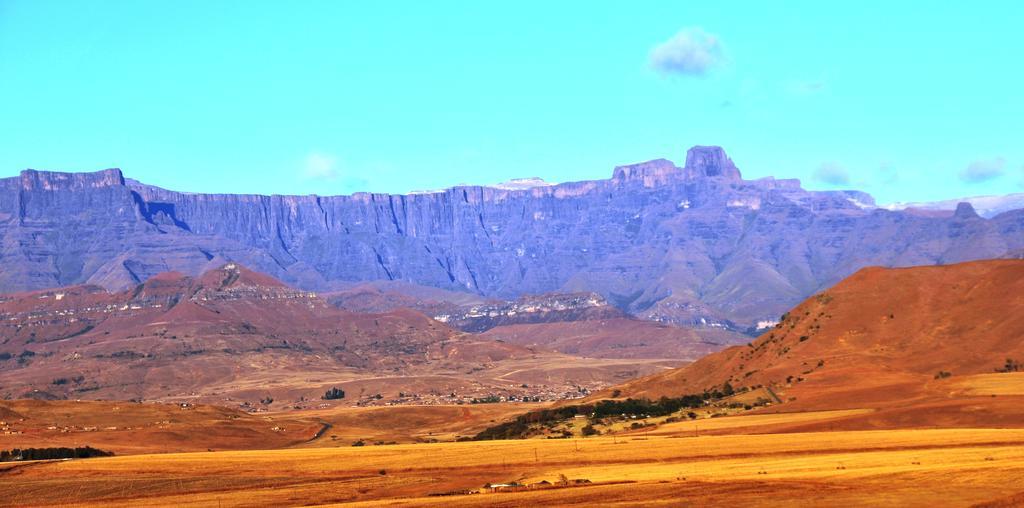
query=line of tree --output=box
[473,388,729,440]
[591,395,705,418]
[0,446,113,462]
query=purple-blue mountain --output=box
[2,146,1021,330]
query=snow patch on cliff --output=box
[490,177,555,191]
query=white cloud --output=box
[959,157,1006,183]
[649,27,724,76]
[812,162,851,186]
[304,152,339,180]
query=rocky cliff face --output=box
[2,146,1023,328]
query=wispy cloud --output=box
[812,162,851,186]
[959,157,1006,183]
[649,27,724,76]
[303,152,339,180]
[787,79,827,95]
[877,162,899,185]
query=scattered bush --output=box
[934,371,952,379]
[581,424,598,436]
[996,359,1022,373]
[471,395,501,404]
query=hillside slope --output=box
[607,259,1024,412]
[1,264,669,407]
[480,318,743,359]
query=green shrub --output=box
[322,387,346,400]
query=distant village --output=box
[235,382,596,412]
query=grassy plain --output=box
[3,408,1024,507]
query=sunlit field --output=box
[4,410,1024,507]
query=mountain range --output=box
[2,145,1023,333]
[884,193,1024,218]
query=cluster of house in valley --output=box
[432,293,606,326]
[237,382,596,412]
[0,297,163,330]
[348,384,593,408]
[0,420,22,435]
[431,477,595,497]
[0,417,180,437]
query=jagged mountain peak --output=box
[684,145,741,180]
[954,201,981,219]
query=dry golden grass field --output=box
[0,400,538,453]
[3,405,1024,507]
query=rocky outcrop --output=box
[2,145,1023,328]
[683,145,742,180]
[953,202,981,220]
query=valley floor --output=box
[3,408,1024,507]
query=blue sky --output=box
[0,1,1021,204]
